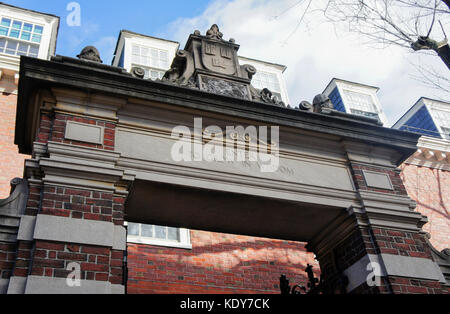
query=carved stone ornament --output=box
[200,76,249,99]
[162,50,196,87]
[130,67,145,79]
[312,94,334,113]
[206,24,224,41]
[77,46,103,63]
[250,87,285,107]
[158,24,288,104]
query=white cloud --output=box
[93,36,117,65]
[163,0,449,125]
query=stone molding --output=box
[343,253,446,292]
[21,214,126,250]
[21,276,124,294]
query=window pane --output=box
[34,25,43,34]
[21,32,31,41]
[132,45,140,55]
[150,70,159,80]
[345,90,376,113]
[23,23,33,32]
[0,38,5,49]
[132,54,140,64]
[141,224,154,237]
[1,18,11,27]
[154,226,167,239]
[5,40,17,54]
[29,45,39,57]
[442,127,450,140]
[128,223,140,236]
[17,43,28,56]
[160,50,168,61]
[0,27,8,36]
[31,34,41,43]
[12,21,22,30]
[167,227,180,241]
[9,29,19,38]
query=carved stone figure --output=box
[313,94,334,113]
[77,46,103,63]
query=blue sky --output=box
[4,0,449,124]
[7,0,213,63]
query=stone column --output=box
[5,91,134,294]
[307,144,449,294]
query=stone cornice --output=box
[16,56,420,163]
[404,136,450,170]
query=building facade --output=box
[393,98,450,252]
[0,3,59,198]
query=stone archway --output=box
[0,25,448,294]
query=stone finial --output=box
[77,46,103,63]
[131,67,145,79]
[206,24,224,40]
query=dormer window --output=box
[131,44,170,81]
[344,90,380,121]
[251,70,282,101]
[0,17,42,58]
[432,109,450,140]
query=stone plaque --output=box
[65,121,104,145]
[363,171,394,190]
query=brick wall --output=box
[0,108,127,290]
[400,164,449,251]
[0,93,28,199]
[127,230,317,294]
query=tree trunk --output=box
[436,44,450,70]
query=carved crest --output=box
[201,40,236,76]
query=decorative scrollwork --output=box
[130,67,145,79]
[162,50,196,88]
[252,88,285,107]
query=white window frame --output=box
[125,222,192,250]
[0,16,43,58]
[428,103,450,140]
[131,44,169,71]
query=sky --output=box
[6,0,450,126]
